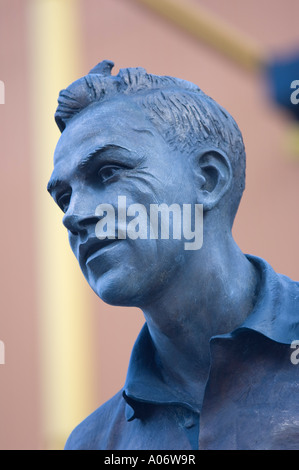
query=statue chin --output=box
[84,263,145,307]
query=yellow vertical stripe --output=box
[28,0,94,449]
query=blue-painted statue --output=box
[48,61,299,450]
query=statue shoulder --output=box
[64,389,125,450]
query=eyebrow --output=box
[47,144,132,195]
[47,177,66,194]
[77,144,128,171]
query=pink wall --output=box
[0,0,41,449]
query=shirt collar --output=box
[123,255,299,418]
[123,322,201,418]
[240,254,299,344]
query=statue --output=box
[48,60,299,450]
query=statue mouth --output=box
[79,237,120,266]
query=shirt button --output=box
[183,414,195,429]
[125,403,135,421]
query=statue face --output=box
[48,98,198,306]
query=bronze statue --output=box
[48,61,299,450]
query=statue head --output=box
[48,60,246,307]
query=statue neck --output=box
[142,235,260,407]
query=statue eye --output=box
[57,192,71,213]
[98,165,123,183]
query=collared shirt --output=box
[65,255,299,450]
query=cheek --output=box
[119,171,166,202]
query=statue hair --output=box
[55,60,246,222]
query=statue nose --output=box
[62,213,99,237]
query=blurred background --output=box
[0,0,298,450]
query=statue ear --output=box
[193,149,233,211]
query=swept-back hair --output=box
[55,60,246,220]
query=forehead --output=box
[53,97,163,167]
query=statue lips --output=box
[79,236,120,267]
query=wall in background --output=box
[0,0,298,449]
